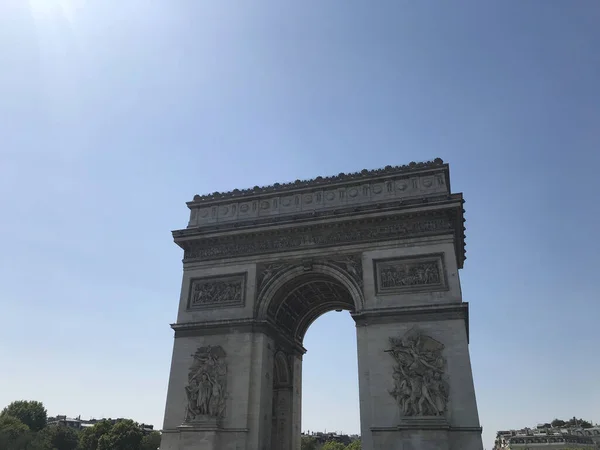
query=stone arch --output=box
[256,261,363,343]
[162,161,484,450]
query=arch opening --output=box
[265,272,356,344]
[302,311,360,442]
[265,270,360,450]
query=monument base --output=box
[160,430,219,450]
[179,416,222,431]
[371,428,450,450]
[370,417,482,450]
[159,419,222,450]
[398,416,450,430]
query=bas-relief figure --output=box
[188,276,244,309]
[329,255,363,288]
[387,330,449,417]
[257,263,287,291]
[256,255,364,298]
[375,255,447,295]
[380,262,440,289]
[185,346,227,421]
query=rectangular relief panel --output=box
[374,253,448,295]
[187,273,247,310]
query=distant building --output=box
[47,415,83,430]
[47,415,156,435]
[301,431,360,446]
[494,425,600,449]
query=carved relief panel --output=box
[374,254,447,295]
[387,329,449,417]
[187,273,246,309]
[256,254,364,304]
[184,345,228,422]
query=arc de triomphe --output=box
[160,159,483,450]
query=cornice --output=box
[171,318,307,355]
[175,193,462,238]
[184,163,452,230]
[176,206,466,268]
[352,303,470,342]
[188,158,447,204]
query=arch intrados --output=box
[281,276,346,297]
[295,302,354,343]
[256,262,363,322]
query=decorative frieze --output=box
[187,170,448,228]
[185,345,227,422]
[190,159,445,202]
[182,211,456,262]
[187,274,246,309]
[387,329,449,417]
[374,254,447,295]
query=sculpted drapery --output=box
[388,330,449,417]
[185,346,227,421]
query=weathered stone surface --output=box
[161,161,482,450]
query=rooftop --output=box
[189,158,446,204]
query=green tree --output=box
[0,414,31,449]
[41,425,79,450]
[97,419,143,450]
[0,415,50,450]
[1,400,48,432]
[346,440,361,450]
[322,441,346,450]
[140,430,162,450]
[0,415,30,441]
[551,417,594,429]
[80,420,114,450]
[566,417,593,428]
[301,435,319,450]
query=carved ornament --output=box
[257,263,289,293]
[327,255,363,289]
[187,274,246,309]
[190,159,445,203]
[256,254,364,298]
[387,330,449,417]
[182,210,458,263]
[375,254,446,294]
[185,345,227,422]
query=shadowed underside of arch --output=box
[266,273,355,343]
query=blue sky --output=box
[1,1,599,448]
